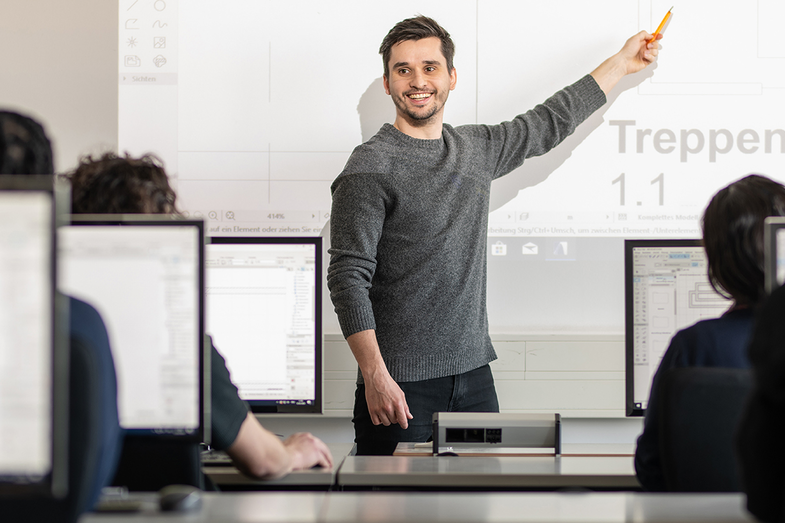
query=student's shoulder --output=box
[68,295,109,342]
[670,309,755,365]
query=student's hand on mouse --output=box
[283,432,334,471]
[365,371,414,429]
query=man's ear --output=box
[383,75,391,95]
[450,68,457,91]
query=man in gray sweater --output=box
[328,16,662,455]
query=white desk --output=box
[79,492,755,523]
[394,442,635,457]
[80,492,325,523]
[337,455,639,490]
[322,492,753,523]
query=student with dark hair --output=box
[69,153,177,214]
[0,110,54,174]
[634,174,785,491]
[0,110,123,523]
[64,152,333,482]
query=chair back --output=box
[659,367,752,492]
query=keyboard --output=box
[200,448,232,466]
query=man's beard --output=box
[392,90,447,128]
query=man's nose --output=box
[410,70,426,88]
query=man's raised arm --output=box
[591,31,662,96]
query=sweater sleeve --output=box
[209,338,250,450]
[476,74,606,180]
[327,171,386,338]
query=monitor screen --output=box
[624,239,729,416]
[58,217,206,439]
[764,217,785,294]
[0,177,66,497]
[205,237,322,413]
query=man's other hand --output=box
[365,371,414,429]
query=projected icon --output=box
[491,241,507,256]
[154,0,167,11]
[153,37,166,49]
[226,211,235,220]
[127,37,138,48]
[522,242,538,255]
[553,242,569,256]
[124,19,139,30]
[124,55,141,67]
[208,211,218,220]
[153,55,167,68]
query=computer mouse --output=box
[158,484,203,512]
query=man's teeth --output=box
[409,93,431,99]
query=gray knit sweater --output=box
[328,74,606,383]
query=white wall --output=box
[0,0,644,445]
[0,1,118,172]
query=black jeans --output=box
[353,364,499,455]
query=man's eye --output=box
[398,68,410,75]
[425,66,436,72]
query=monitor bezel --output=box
[624,238,703,417]
[206,236,323,414]
[764,217,785,295]
[0,175,69,498]
[65,215,208,442]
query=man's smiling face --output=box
[383,36,457,133]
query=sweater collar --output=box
[379,123,447,149]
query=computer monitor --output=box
[624,239,729,416]
[764,217,785,294]
[0,176,68,497]
[205,237,322,413]
[58,216,208,441]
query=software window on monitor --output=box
[626,240,729,414]
[205,239,320,412]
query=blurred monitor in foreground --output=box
[59,216,207,442]
[0,176,67,498]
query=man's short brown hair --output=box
[379,16,455,79]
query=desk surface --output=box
[337,455,639,489]
[80,492,754,523]
[394,442,635,457]
[203,443,354,488]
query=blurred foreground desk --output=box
[80,492,754,523]
[337,454,639,490]
[81,492,325,523]
[322,492,752,523]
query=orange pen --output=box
[649,6,673,43]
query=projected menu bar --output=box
[488,208,701,238]
[119,0,178,80]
